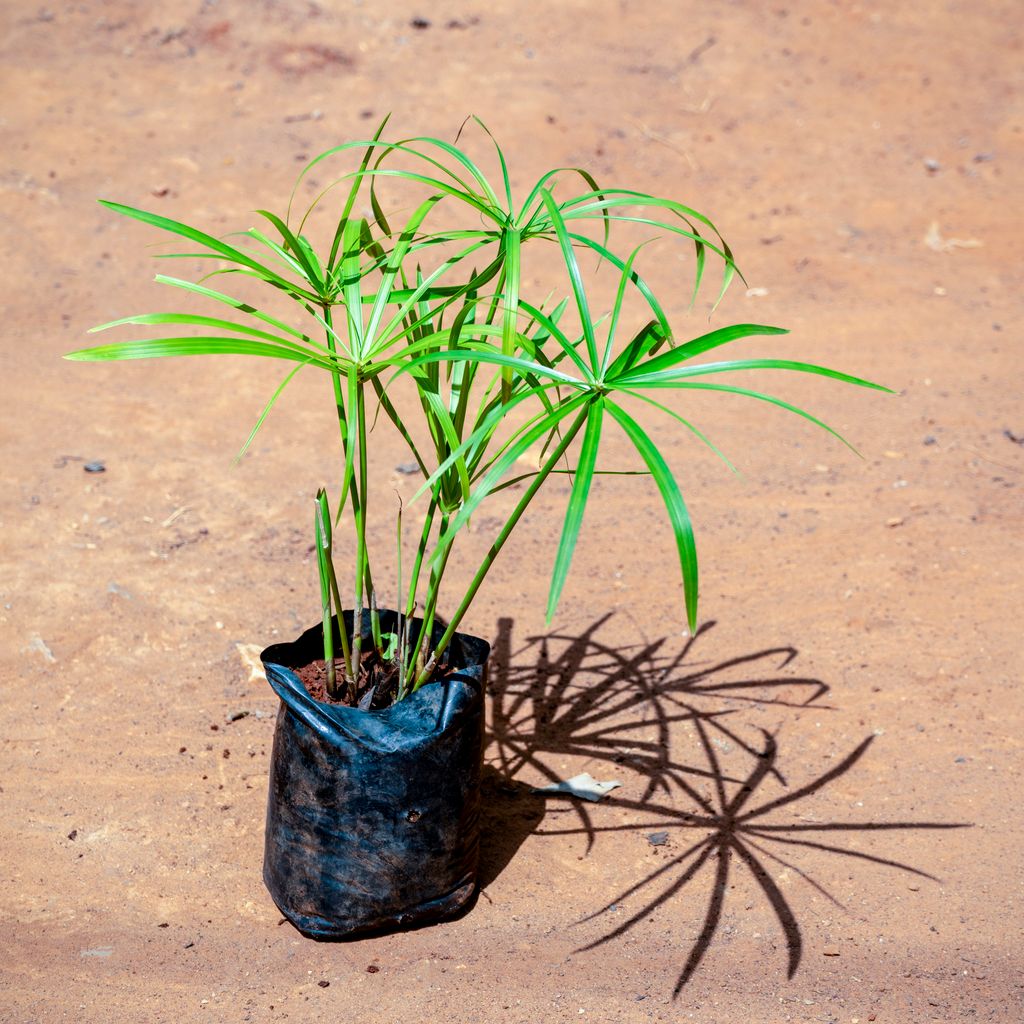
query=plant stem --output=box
[315,503,337,698]
[412,405,589,690]
[396,495,437,701]
[404,511,453,685]
[405,495,438,618]
[350,378,379,703]
[321,304,357,685]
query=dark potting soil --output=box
[294,650,453,711]
[294,650,400,710]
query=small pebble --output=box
[366,964,380,974]
[410,16,430,29]
[395,462,419,474]
[83,461,106,473]
[923,435,937,446]
[923,157,941,173]
[646,831,669,847]
[317,980,330,988]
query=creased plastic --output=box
[261,611,489,939]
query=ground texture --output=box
[2,2,1022,1022]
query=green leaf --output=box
[409,386,556,503]
[255,209,323,290]
[65,335,340,370]
[567,232,670,337]
[88,311,332,357]
[601,243,647,375]
[557,188,721,236]
[603,320,671,381]
[418,386,473,504]
[560,210,732,266]
[234,361,309,464]
[363,194,445,350]
[353,166,498,219]
[402,344,587,389]
[337,370,360,514]
[97,201,320,302]
[619,357,892,392]
[613,388,737,474]
[539,189,599,372]
[517,167,608,241]
[610,324,789,380]
[517,299,597,382]
[368,376,429,479]
[546,397,605,622]
[245,227,311,279]
[433,394,591,557]
[153,274,313,342]
[635,381,864,453]
[380,631,399,661]
[469,116,513,211]
[338,218,365,352]
[606,401,699,632]
[500,227,521,401]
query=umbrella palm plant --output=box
[67,120,888,706]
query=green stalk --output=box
[354,378,382,659]
[314,495,337,698]
[412,405,590,690]
[405,494,438,618]
[349,383,368,705]
[404,511,453,686]
[396,493,438,700]
[320,305,357,685]
[329,559,351,686]
[314,489,353,698]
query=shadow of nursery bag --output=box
[260,614,489,938]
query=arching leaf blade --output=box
[633,381,864,454]
[610,324,789,380]
[619,357,892,392]
[153,274,312,342]
[97,201,319,300]
[233,361,309,464]
[65,335,339,369]
[606,401,699,632]
[546,397,605,622]
[613,387,738,474]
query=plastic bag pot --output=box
[260,610,489,939]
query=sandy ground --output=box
[2,1,1022,1021]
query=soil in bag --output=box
[261,610,489,939]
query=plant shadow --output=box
[486,615,969,995]
[477,766,546,889]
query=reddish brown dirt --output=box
[2,2,1021,1022]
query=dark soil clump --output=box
[295,648,402,710]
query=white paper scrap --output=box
[533,772,622,802]
[236,642,267,683]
